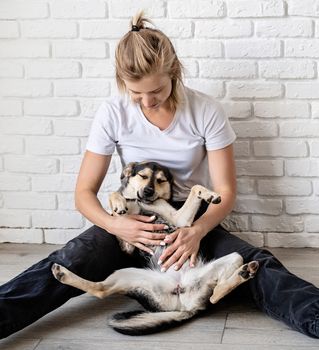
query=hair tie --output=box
[131,25,140,32]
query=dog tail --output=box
[109,309,196,335]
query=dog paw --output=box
[238,261,259,279]
[191,185,221,205]
[52,263,69,282]
[109,192,128,215]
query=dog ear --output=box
[120,162,137,180]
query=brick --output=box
[0,136,23,154]
[228,0,285,18]
[0,118,51,135]
[0,41,50,58]
[0,1,48,19]
[168,0,225,18]
[175,40,222,58]
[312,102,319,118]
[310,141,319,156]
[222,102,252,119]
[280,121,319,137]
[288,0,319,17]
[0,174,30,191]
[234,141,250,157]
[232,121,277,138]
[233,232,264,247]
[253,141,308,157]
[222,215,249,232]
[54,119,91,137]
[305,216,319,232]
[53,41,107,58]
[55,80,110,97]
[82,59,115,78]
[81,20,127,39]
[185,79,224,98]
[153,20,193,38]
[22,20,77,38]
[286,198,319,214]
[200,60,256,79]
[32,175,77,192]
[61,156,82,174]
[285,39,319,58]
[0,80,51,97]
[26,137,80,155]
[259,60,315,79]
[0,61,23,78]
[254,102,310,118]
[57,193,76,210]
[0,211,31,227]
[257,179,312,196]
[286,159,319,177]
[44,229,81,244]
[237,178,255,194]
[226,40,281,58]
[110,0,165,18]
[286,83,319,99]
[0,229,43,243]
[0,100,22,115]
[5,156,58,174]
[24,99,79,117]
[256,19,313,37]
[266,233,319,248]
[32,211,84,229]
[228,82,282,99]
[315,181,319,195]
[3,193,56,209]
[196,20,252,38]
[79,100,103,118]
[234,197,282,215]
[236,160,284,176]
[52,1,106,19]
[25,60,81,78]
[0,21,19,38]
[252,215,304,232]
[181,59,198,78]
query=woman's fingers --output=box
[134,242,154,255]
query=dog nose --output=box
[212,196,221,204]
[143,187,155,197]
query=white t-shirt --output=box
[86,86,236,201]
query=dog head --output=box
[120,161,173,203]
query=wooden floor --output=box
[0,244,318,350]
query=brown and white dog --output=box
[52,161,259,335]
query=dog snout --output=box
[212,196,221,204]
[143,186,155,198]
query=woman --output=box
[0,12,318,339]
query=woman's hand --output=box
[107,214,168,255]
[158,226,205,272]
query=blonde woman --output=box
[0,12,318,339]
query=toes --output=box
[52,263,65,281]
[211,196,221,204]
[238,261,259,279]
[238,264,250,279]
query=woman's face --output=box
[124,73,173,111]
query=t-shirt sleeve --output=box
[204,101,236,151]
[86,102,118,155]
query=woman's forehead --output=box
[124,73,170,93]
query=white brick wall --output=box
[1,0,319,247]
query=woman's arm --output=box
[159,144,237,270]
[75,150,167,253]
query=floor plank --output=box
[0,243,318,349]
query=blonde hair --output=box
[115,11,184,110]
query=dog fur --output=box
[52,161,259,335]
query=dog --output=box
[52,161,259,335]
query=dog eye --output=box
[138,174,148,180]
[157,179,167,184]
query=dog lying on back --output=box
[52,161,259,335]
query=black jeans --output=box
[0,203,319,339]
